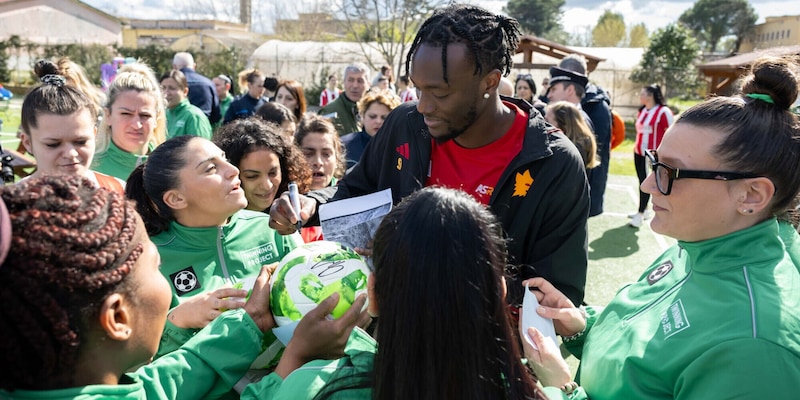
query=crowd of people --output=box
[2,3,800,400]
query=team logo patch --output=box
[661,299,690,339]
[170,266,202,295]
[513,170,533,197]
[647,261,674,285]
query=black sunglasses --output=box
[644,149,759,195]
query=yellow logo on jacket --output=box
[513,170,533,197]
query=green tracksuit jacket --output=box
[566,219,800,399]
[152,210,301,358]
[0,309,263,400]
[166,99,213,140]
[91,140,148,181]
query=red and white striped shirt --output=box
[399,88,418,102]
[320,88,340,107]
[634,104,674,155]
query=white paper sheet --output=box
[319,188,393,253]
[521,283,558,350]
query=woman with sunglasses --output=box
[524,57,800,399]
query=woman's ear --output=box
[98,293,133,341]
[738,177,775,215]
[163,189,187,210]
[20,132,33,156]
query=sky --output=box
[81,0,800,36]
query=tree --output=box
[591,10,626,47]
[335,0,448,75]
[629,23,649,48]
[678,0,757,54]
[504,0,566,37]
[630,24,701,98]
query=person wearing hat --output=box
[547,66,595,132]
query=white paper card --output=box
[521,283,558,350]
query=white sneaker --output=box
[629,213,643,228]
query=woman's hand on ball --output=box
[168,286,248,329]
[244,263,278,332]
[275,293,368,378]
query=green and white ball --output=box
[270,241,370,327]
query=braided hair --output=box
[0,175,144,390]
[404,4,521,83]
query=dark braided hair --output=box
[0,175,144,390]
[404,4,521,83]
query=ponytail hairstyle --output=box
[126,135,196,235]
[21,59,97,138]
[642,83,666,107]
[160,69,188,91]
[677,56,800,215]
[0,175,145,390]
[96,62,166,154]
[55,56,106,116]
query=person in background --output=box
[527,56,800,399]
[514,74,537,104]
[213,74,235,127]
[396,74,418,102]
[161,70,212,140]
[274,79,307,122]
[341,91,401,169]
[255,102,298,141]
[224,70,267,124]
[214,118,311,213]
[263,76,279,101]
[93,62,166,181]
[538,77,550,103]
[498,76,515,97]
[295,114,346,191]
[559,54,611,218]
[629,84,674,228]
[172,52,220,125]
[214,118,320,242]
[372,64,396,92]
[319,63,370,135]
[19,59,123,192]
[372,76,390,93]
[545,101,599,170]
[319,73,340,107]
[0,175,368,400]
[55,56,106,118]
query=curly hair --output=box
[404,4,521,83]
[214,118,312,195]
[0,175,144,390]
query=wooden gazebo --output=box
[697,45,800,96]
[514,35,605,73]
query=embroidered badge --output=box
[647,261,674,285]
[513,170,533,197]
[661,299,690,339]
[170,266,202,295]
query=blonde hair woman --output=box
[93,62,166,180]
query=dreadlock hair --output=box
[0,175,144,391]
[404,4,521,83]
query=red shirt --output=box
[425,102,527,204]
